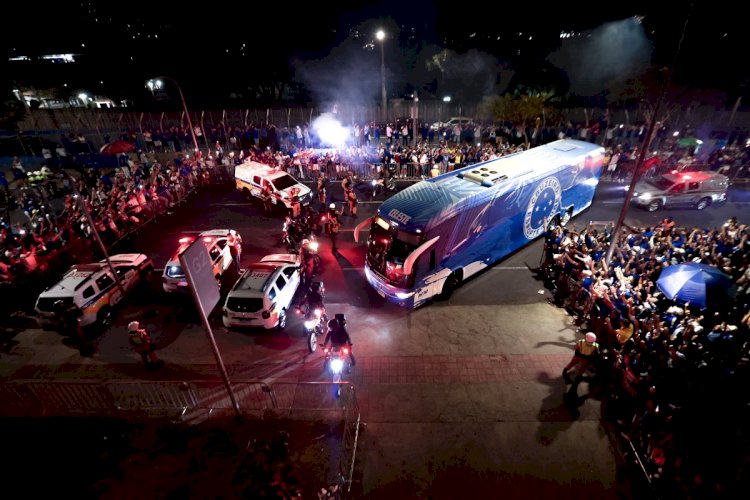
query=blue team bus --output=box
[353,139,605,308]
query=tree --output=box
[478,91,556,148]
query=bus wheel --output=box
[560,208,573,226]
[439,271,461,300]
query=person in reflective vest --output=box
[128,321,162,370]
[562,332,599,396]
[227,230,242,273]
[326,203,343,253]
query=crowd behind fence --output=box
[542,217,750,498]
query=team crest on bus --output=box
[523,177,561,239]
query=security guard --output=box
[290,187,301,218]
[227,229,242,273]
[128,321,163,370]
[325,203,343,253]
[345,186,357,217]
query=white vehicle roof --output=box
[166,230,235,266]
[39,263,105,298]
[235,161,309,189]
[228,263,282,297]
[103,253,148,266]
[260,254,300,265]
[236,161,288,180]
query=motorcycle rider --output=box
[324,313,355,366]
[299,238,316,283]
[298,281,326,320]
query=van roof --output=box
[39,264,104,297]
[230,263,279,295]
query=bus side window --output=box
[429,249,436,271]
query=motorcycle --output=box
[322,344,352,399]
[299,305,327,353]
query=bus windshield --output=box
[367,217,421,288]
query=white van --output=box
[222,254,301,330]
[235,161,313,211]
[632,171,729,212]
[430,116,474,131]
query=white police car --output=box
[162,229,242,292]
[35,253,154,331]
[222,254,301,330]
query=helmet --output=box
[329,203,335,210]
[585,332,597,343]
[335,313,346,326]
[301,239,310,247]
[128,321,140,332]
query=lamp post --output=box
[604,11,690,265]
[376,30,387,122]
[147,77,200,154]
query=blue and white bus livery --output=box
[354,139,605,308]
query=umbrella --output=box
[100,140,135,155]
[677,137,702,147]
[656,262,736,309]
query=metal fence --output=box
[0,379,362,492]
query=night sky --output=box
[4,1,749,108]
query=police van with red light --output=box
[235,160,312,211]
[632,171,729,212]
[162,229,242,292]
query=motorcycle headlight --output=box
[309,241,319,252]
[304,320,316,329]
[330,358,344,373]
[371,180,377,186]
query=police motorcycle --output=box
[371,163,398,198]
[296,282,327,353]
[320,314,353,399]
[282,215,311,253]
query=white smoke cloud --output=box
[548,17,653,96]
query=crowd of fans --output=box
[543,216,749,497]
[0,152,231,284]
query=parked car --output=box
[162,229,241,292]
[632,171,729,212]
[36,253,153,331]
[430,116,474,131]
[222,253,302,330]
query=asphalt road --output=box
[4,177,747,498]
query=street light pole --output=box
[604,12,690,265]
[376,30,387,122]
[151,77,200,154]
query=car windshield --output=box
[272,174,298,191]
[648,177,675,191]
